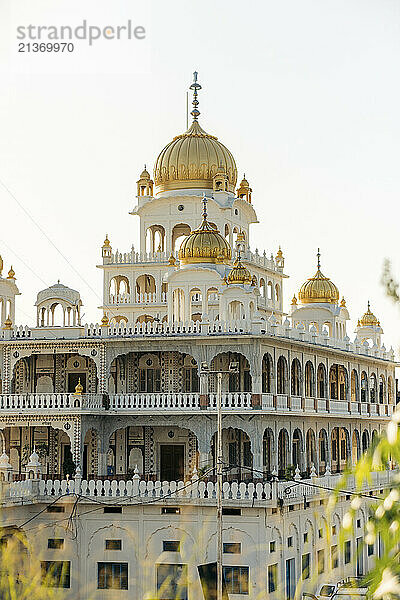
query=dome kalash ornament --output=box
[178,197,232,265]
[226,252,252,285]
[358,301,380,327]
[154,72,237,193]
[298,249,340,304]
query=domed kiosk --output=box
[35,282,82,327]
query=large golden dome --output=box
[154,73,237,193]
[298,251,339,304]
[178,198,232,265]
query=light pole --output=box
[200,360,239,600]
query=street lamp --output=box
[200,360,239,600]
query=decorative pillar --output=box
[199,373,209,409]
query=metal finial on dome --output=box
[189,71,202,121]
[367,300,370,311]
[202,194,208,220]
[317,248,321,270]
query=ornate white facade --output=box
[0,74,397,599]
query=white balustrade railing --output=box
[0,394,103,411]
[291,396,302,411]
[109,292,167,305]
[109,249,178,265]
[7,477,272,503]
[109,393,200,411]
[2,317,395,363]
[6,469,396,505]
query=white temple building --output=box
[0,73,397,599]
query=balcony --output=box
[0,393,392,417]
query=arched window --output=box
[136,274,156,298]
[388,376,394,404]
[352,430,360,465]
[305,361,315,397]
[369,374,377,403]
[292,429,303,470]
[262,353,273,393]
[278,429,289,475]
[351,370,359,402]
[138,354,161,393]
[277,356,288,395]
[267,281,273,301]
[172,288,185,322]
[361,372,368,402]
[379,375,385,404]
[259,278,266,298]
[318,429,328,474]
[172,223,191,252]
[291,358,302,396]
[329,366,338,399]
[317,364,327,398]
[275,284,280,303]
[263,429,274,474]
[362,430,369,453]
[306,429,317,472]
[183,355,199,392]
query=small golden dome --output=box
[3,316,12,330]
[291,295,297,305]
[298,250,339,304]
[101,314,109,326]
[168,253,176,266]
[359,302,379,327]
[74,378,83,395]
[154,74,237,193]
[227,255,252,285]
[139,165,151,180]
[276,246,283,260]
[178,198,232,265]
[7,266,15,280]
[340,297,346,307]
[102,235,111,248]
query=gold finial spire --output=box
[7,266,15,280]
[74,377,83,396]
[103,235,111,248]
[189,71,202,122]
[201,193,208,220]
[317,248,321,270]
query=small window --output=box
[163,540,180,552]
[105,540,122,551]
[98,562,128,590]
[223,566,249,595]
[287,536,293,548]
[222,508,241,516]
[268,563,278,593]
[289,504,294,512]
[302,553,310,580]
[303,532,308,543]
[269,541,276,553]
[346,494,351,500]
[47,506,65,513]
[332,525,336,535]
[104,506,122,514]
[223,543,241,554]
[344,540,351,564]
[357,519,361,528]
[368,543,374,556]
[317,549,325,574]
[161,507,180,515]
[318,528,323,539]
[41,561,70,588]
[48,539,64,550]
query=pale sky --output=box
[1,0,400,351]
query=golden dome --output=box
[154,74,237,193]
[298,250,339,304]
[139,165,151,180]
[102,235,111,248]
[227,255,252,285]
[7,266,15,280]
[178,198,232,265]
[359,302,379,327]
[101,314,109,326]
[3,316,12,330]
[237,175,252,202]
[74,378,83,396]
